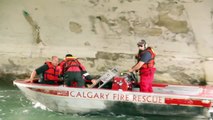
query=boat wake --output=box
[33,102,52,112]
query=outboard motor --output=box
[112,72,138,91]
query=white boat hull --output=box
[14,80,213,119]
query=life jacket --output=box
[137,47,156,69]
[43,62,60,81]
[63,57,83,72]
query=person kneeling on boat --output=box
[29,56,61,85]
[59,54,96,87]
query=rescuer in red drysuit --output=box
[129,40,156,92]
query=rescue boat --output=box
[13,68,213,119]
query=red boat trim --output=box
[28,88,69,96]
[165,98,211,108]
[152,83,168,87]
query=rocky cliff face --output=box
[0,0,213,85]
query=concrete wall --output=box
[0,0,213,85]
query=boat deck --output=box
[153,83,213,98]
[154,85,202,95]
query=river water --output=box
[0,80,208,120]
